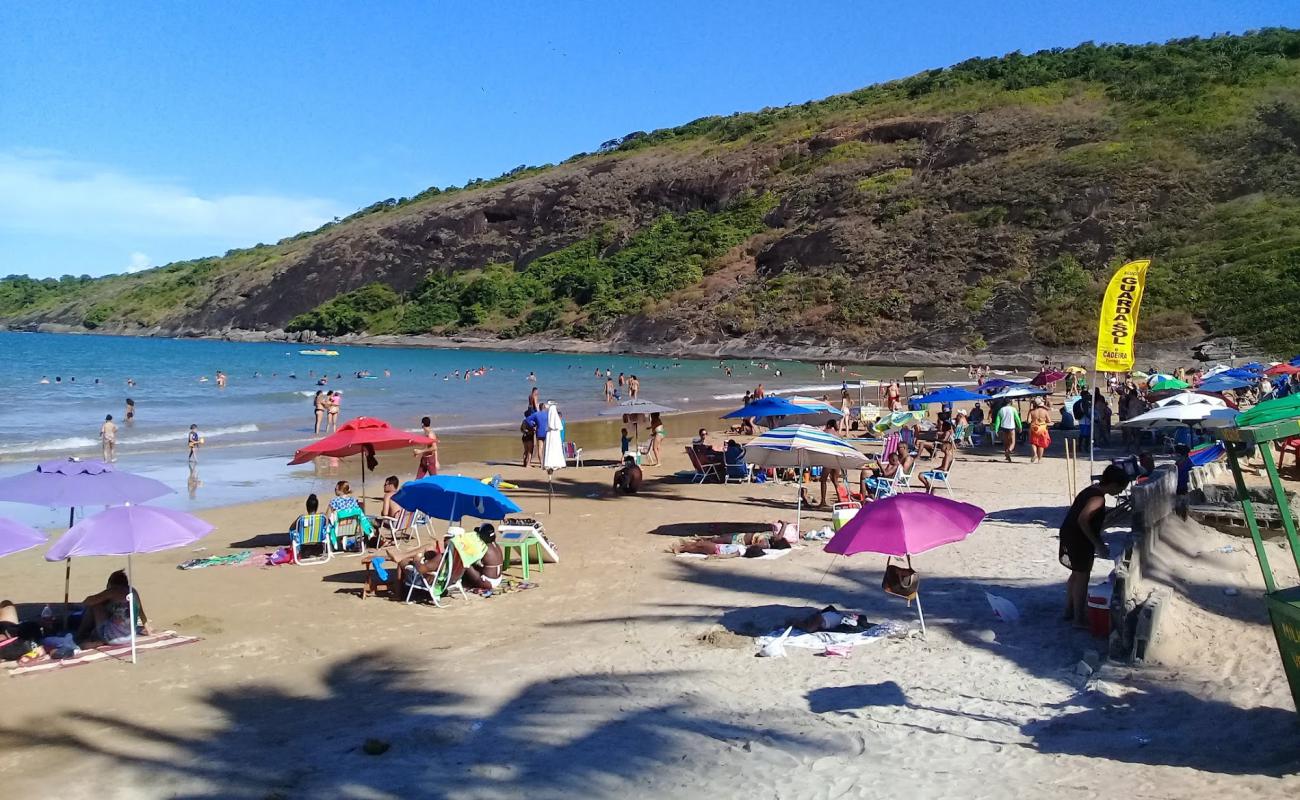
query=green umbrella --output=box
[1149,378,1189,392]
[1237,394,1300,427]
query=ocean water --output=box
[0,331,962,525]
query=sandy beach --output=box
[2,418,1298,800]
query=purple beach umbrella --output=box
[45,504,212,663]
[0,516,46,558]
[0,458,172,509]
[0,457,173,620]
[824,494,986,638]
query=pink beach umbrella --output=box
[825,494,986,637]
[45,504,213,663]
[0,517,46,558]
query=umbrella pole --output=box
[63,507,73,627]
[907,555,927,641]
[128,554,136,665]
[1088,370,1096,477]
[547,470,554,514]
[795,452,804,533]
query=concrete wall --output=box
[1110,466,1178,660]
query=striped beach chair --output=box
[290,513,333,565]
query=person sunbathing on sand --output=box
[672,531,791,558]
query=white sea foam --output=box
[0,423,260,455]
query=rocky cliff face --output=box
[6,31,1300,361]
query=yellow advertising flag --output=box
[1094,259,1150,373]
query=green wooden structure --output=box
[1212,417,1300,712]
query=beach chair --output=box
[723,450,751,483]
[289,513,333,565]
[880,432,900,460]
[866,465,913,500]
[334,515,366,556]
[686,447,721,483]
[403,547,468,607]
[375,508,422,549]
[919,467,954,497]
[564,440,584,467]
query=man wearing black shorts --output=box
[1060,465,1130,628]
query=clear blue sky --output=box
[1,2,1296,278]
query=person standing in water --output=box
[313,390,326,434]
[327,391,341,432]
[100,415,117,463]
[124,398,136,424]
[187,424,203,463]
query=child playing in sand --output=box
[187,424,203,463]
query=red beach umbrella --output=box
[1031,370,1067,387]
[289,417,433,508]
[1265,364,1300,377]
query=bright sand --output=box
[1,424,1298,798]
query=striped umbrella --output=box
[872,410,926,435]
[744,424,868,530]
[788,396,845,416]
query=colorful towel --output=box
[4,630,200,676]
[179,550,252,570]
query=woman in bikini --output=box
[313,390,326,434]
[671,530,792,558]
[646,412,665,466]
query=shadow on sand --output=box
[0,654,826,798]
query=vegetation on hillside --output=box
[3,28,1300,356]
[286,194,776,338]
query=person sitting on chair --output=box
[921,436,956,494]
[460,524,505,591]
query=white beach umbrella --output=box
[1153,392,1226,408]
[542,402,566,513]
[1122,403,1218,427]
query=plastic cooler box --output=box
[1087,582,1113,638]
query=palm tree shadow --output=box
[0,655,828,798]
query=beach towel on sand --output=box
[755,620,909,650]
[4,630,200,676]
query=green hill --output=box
[4,28,1300,358]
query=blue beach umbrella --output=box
[393,475,522,523]
[915,386,986,405]
[722,396,816,419]
[1197,376,1253,392]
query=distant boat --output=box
[298,349,340,357]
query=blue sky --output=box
[1,2,1296,279]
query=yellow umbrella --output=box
[1065,366,1087,375]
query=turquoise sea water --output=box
[0,331,961,525]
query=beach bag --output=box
[882,561,919,600]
